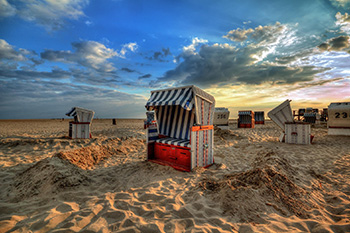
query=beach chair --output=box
[303,112,317,124]
[268,100,312,144]
[238,111,255,128]
[254,111,265,124]
[66,107,94,139]
[327,102,350,136]
[145,85,216,171]
[320,108,328,122]
[213,107,230,130]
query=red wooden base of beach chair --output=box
[255,121,265,124]
[148,142,192,172]
[238,123,255,128]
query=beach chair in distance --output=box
[238,111,255,128]
[320,108,328,122]
[66,107,94,139]
[293,108,305,121]
[213,107,230,130]
[268,100,313,144]
[327,102,350,136]
[254,111,265,124]
[304,112,317,124]
[145,85,216,172]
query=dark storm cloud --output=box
[156,22,334,88]
[318,36,350,52]
[158,42,326,87]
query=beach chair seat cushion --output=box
[155,137,191,148]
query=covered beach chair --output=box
[254,111,265,124]
[145,85,215,171]
[327,102,350,136]
[66,107,94,139]
[213,107,230,130]
[238,111,255,128]
[303,112,317,124]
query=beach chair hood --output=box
[145,85,215,125]
[267,100,293,130]
[66,107,95,123]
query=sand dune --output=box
[0,119,349,232]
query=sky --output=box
[0,0,350,119]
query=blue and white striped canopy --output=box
[146,86,195,110]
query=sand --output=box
[0,119,349,232]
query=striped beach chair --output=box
[145,85,216,171]
[238,111,255,128]
[254,111,265,124]
[66,107,94,139]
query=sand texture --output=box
[0,119,349,232]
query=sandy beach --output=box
[0,119,349,232]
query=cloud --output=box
[146,47,172,62]
[0,39,143,89]
[159,43,325,87]
[335,12,350,33]
[224,22,286,44]
[138,74,151,80]
[0,68,72,80]
[157,23,326,88]
[272,49,315,65]
[0,0,89,30]
[318,36,350,52]
[223,28,254,42]
[41,40,134,72]
[0,39,44,70]
[69,68,120,87]
[121,67,136,73]
[182,37,208,56]
[0,39,26,61]
[119,42,138,58]
[0,79,146,119]
[85,20,92,26]
[330,0,350,8]
[0,0,16,18]
[224,22,299,62]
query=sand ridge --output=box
[0,119,349,232]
